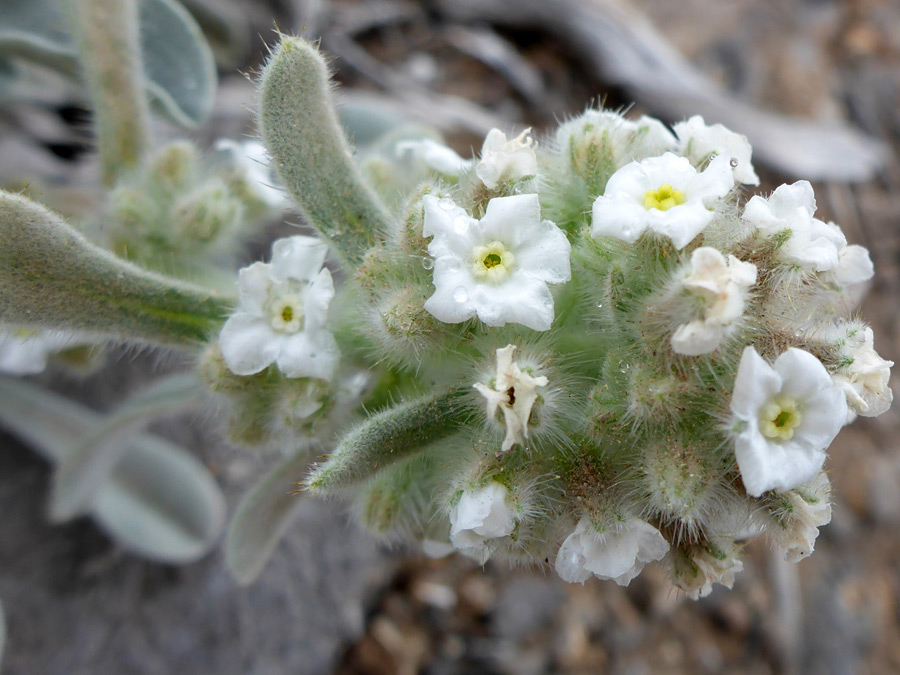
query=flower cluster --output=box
[223,103,890,597]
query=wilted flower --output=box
[671,247,757,356]
[473,344,548,452]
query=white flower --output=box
[591,152,734,249]
[449,482,516,562]
[473,345,548,452]
[215,139,286,209]
[832,326,893,418]
[475,128,538,189]
[671,247,757,356]
[555,516,669,586]
[395,138,473,176]
[741,181,848,272]
[675,540,744,599]
[730,347,847,497]
[556,111,676,169]
[831,244,874,288]
[219,235,339,379]
[422,194,571,331]
[674,115,759,186]
[772,473,832,563]
[0,326,93,376]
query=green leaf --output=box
[0,190,231,344]
[0,0,216,128]
[304,388,469,493]
[50,373,204,522]
[139,0,216,128]
[0,376,226,564]
[259,36,392,267]
[225,443,314,585]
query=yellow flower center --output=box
[472,241,515,283]
[270,294,304,333]
[643,184,686,211]
[759,394,802,440]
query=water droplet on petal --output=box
[729,157,739,168]
[453,286,469,303]
[438,198,455,211]
[421,257,434,270]
[453,215,470,235]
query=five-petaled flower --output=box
[730,346,847,497]
[219,235,340,380]
[422,194,571,331]
[591,152,734,249]
[473,344,548,452]
[671,247,757,356]
[555,516,669,586]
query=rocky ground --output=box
[2,1,900,673]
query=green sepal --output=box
[0,190,231,344]
[0,0,216,128]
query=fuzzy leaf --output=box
[259,35,391,267]
[225,443,314,585]
[304,388,468,493]
[0,0,216,128]
[139,0,216,128]
[0,190,231,344]
[50,373,204,522]
[0,376,226,563]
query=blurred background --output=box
[2,0,900,673]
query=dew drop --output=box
[730,157,739,168]
[421,257,434,270]
[438,197,455,211]
[453,215,470,235]
[453,286,469,303]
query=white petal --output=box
[671,321,724,355]
[835,245,874,286]
[424,264,478,324]
[302,268,336,331]
[219,313,280,375]
[591,194,650,243]
[730,347,782,420]
[774,348,837,401]
[396,138,472,176]
[235,262,271,315]
[270,235,329,284]
[471,272,554,331]
[276,329,340,380]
